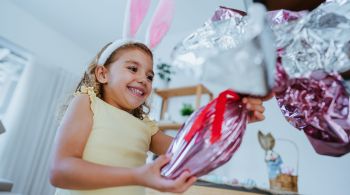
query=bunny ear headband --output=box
[97,0,175,65]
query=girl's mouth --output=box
[127,86,145,97]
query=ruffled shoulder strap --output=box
[74,85,96,113]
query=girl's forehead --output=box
[116,48,152,61]
[113,48,153,68]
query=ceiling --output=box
[11,0,248,54]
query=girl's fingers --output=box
[174,171,191,185]
[262,92,275,101]
[248,110,265,123]
[177,177,197,193]
[253,111,265,121]
[246,103,265,113]
[154,155,170,168]
[243,97,263,105]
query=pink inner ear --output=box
[127,0,151,38]
[147,0,175,49]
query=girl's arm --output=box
[50,95,195,192]
[150,131,173,155]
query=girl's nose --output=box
[136,75,147,85]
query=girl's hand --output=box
[135,155,197,193]
[242,92,274,123]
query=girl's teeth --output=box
[130,88,143,95]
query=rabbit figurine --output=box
[258,130,283,179]
[258,131,299,192]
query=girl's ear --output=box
[95,66,109,84]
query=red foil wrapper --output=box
[161,90,248,178]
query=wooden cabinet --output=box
[154,84,213,131]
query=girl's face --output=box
[102,48,153,112]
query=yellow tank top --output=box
[55,86,159,195]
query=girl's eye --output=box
[127,66,137,72]
[147,75,154,82]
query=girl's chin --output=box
[126,103,144,110]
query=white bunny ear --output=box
[145,0,175,49]
[123,0,152,39]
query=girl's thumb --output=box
[154,155,171,168]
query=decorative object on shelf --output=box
[258,131,299,193]
[156,62,174,88]
[180,102,194,116]
[179,103,195,123]
[200,174,239,186]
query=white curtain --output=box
[0,62,79,195]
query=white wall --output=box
[0,0,90,146]
[0,1,90,193]
[0,0,91,75]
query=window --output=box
[0,37,32,118]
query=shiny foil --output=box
[171,6,246,76]
[161,92,248,179]
[172,4,276,96]
[274,61,350,156]
[268,3,350,156]
[272,0,350,78]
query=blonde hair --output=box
[74,42,153,120]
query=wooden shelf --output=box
[154,84,213,131]
[157,122,183,131]
[154,84,213,99]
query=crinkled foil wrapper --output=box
[272,0,350,78]
[269,5,350,156]
[172,4,276,96]
[171,6,246,72]
[161,98,248,179]
[274,62,350,156]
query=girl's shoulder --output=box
[69,94,94,113]
[73,86,96,112]
[60,94,93,133]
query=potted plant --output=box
[179,103,194,122]
[156,62,174,88]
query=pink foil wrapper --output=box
[267,9,308,25]
[269,7,350,156]
[274,61,350,157]
[161,90,248,178]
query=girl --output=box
[50,40,267,195]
